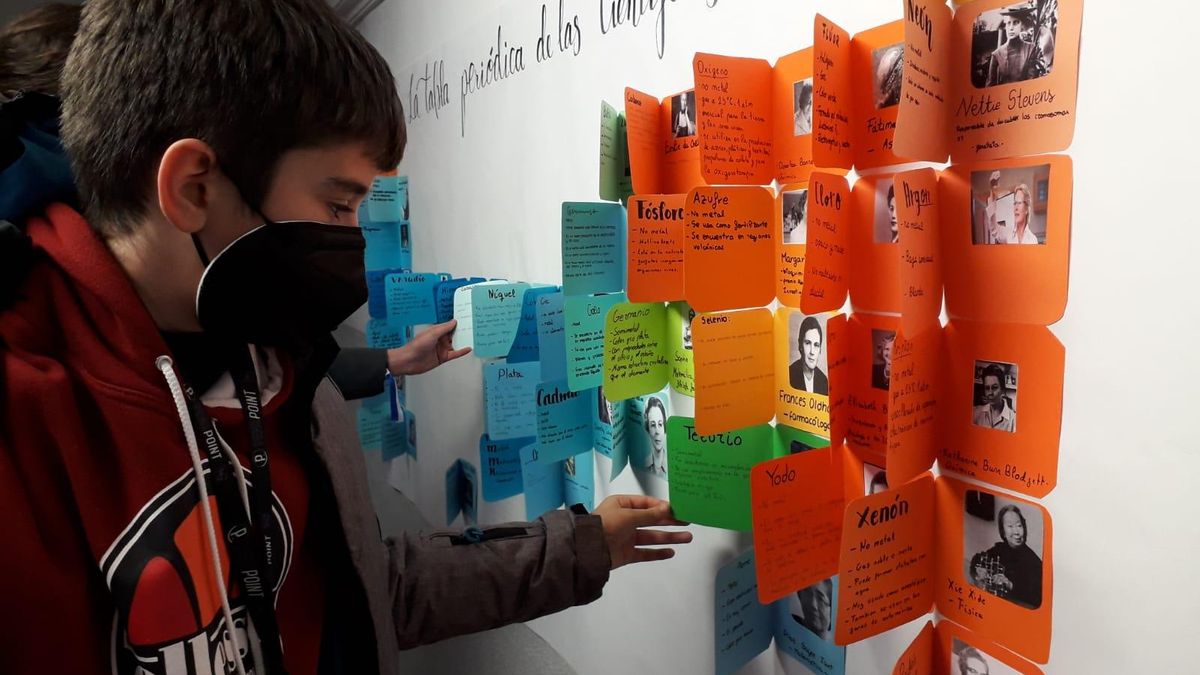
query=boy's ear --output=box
[156,139,221,234]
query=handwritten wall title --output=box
[406,0,723,137]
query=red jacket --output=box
[0,205,612,674]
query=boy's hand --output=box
[593,495,692,569]
[387,320,471,375]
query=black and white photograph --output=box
[781,189,808,246]
[793,77,814,136]
[788,576,835,642]
[963,490,1044,609]
[972,360,1018,433]
[642,395,669,478]
[670,90,697,139]
[951,638,1023,675]
[864,463,888,494]
[788,312,828,396]
[971,0,1058,89]
[970,165,1050,245]
[400,222,411,249]
[681,306,696,351]
[564,455,576,477]
[407,415,417,452]
[874,179,898,244]
[871,329,896,391]
[872,42,904,109]
[597,385,612,425]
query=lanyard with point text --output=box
[182,348,288,675]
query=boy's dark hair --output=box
[0,4,82,97]
[61,0,406,238]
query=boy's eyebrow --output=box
[324,177,370,196]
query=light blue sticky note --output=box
[435,277,486,323]
[562,449,594,511]
[362,220,404,271]
[367,267,409,318]
[535,380,595,464]
[774,575,846,675]
[561,201,627,296]
[508,285,560,364]
[479,434,530,502]
[520,443,564,520]
[483,361,541,441]
[368,173,404,223]
[356,393,388,452]
[367,318,409,350]
[453,281,509,351]
[471,282,530,358]
[380,416,409,462]
[715,549,774,675]
[385,272,447,327]
[537,292,567,382]
[564,293,626,392]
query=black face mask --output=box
[193,220,366,346]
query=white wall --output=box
[359,1,1200,673]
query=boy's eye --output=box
[328,202,353,220]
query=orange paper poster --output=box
[812,14,853,170]
[623,86,705,195]
[826,313,850,450]
[935,477,1053,663]
[893,621,934,675]
[692,309,774,435]
[683,186,775,312]
[834,473,935,645]
[894,0,953,162]
[850,20,906,170]
[886,325,942,488]
[938,320,1063,498]
[774,307,835,439]
[693,53,773,185]
[894,168,944,336]
[626,194,686,302]
[751,448,845,604]
[940,155,1072,325]
[802,172,851,315]
[935,620,1046,675]
[772,48,817,185]
[948,0,1083,162]
[844,312,900,466]
[776,183,809,307]
[849,174,902,314]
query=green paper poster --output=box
[602,302,669,401]
[666,416,773,531]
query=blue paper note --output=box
[366,318,410,350]
[564,293,626,391]
[385,272,447,327]
[508,285,560,364]
[479,434,529,502]
[562,449,595,511]
[520,443,564,520]
[561,201,626,296]
[594,387,630,480]
[367,267,409,318]
[356,393,389,452]
[380,415,409,461]
[471,282,530,358]
[537,292,567,382]
[435,277,486,323]
[368,173,404,223]
[775,575,846,675]
[715,549,774,675]
[535,380,595,464]
[362,220,404,271]
[483,361,541,441]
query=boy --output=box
[0,2,690,674]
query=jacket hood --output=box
[2,203,173,405]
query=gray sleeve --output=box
[386,510,611,649]
[328,347,388,400]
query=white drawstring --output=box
[156,355,251,675]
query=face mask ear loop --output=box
[191,234,211,266]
